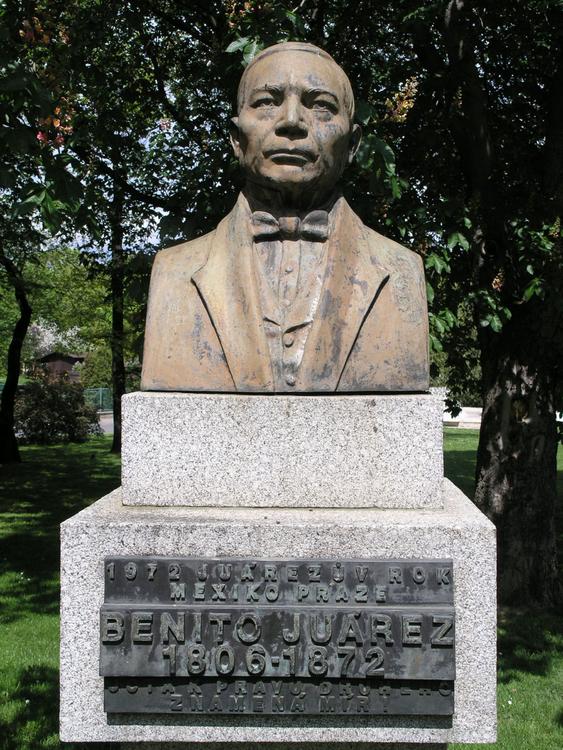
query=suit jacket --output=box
[141,195,429,392]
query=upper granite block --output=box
[121,392,444,509]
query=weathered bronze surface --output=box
[104,677,454,715]
[141,42,429,393]
[100,557,455,716]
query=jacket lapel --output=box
[192,197,274,391]
[297,200,390,391]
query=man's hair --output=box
[236,42,355,122]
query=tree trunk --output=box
[109,160,126,454]
[475,313,560,606]
[0,252,32,463]
[438,0,561,604]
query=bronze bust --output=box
[141,42,429,393]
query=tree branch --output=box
[0,248,28,300]
[0,243,32,463]
[136,22,226,142]
[141,31,192,130]
[542,8,563,216]
[130,0,218,48]
[442,0,493,199]
[70,144,182,211]
[309,0,327,44]
[410,19,447,77]
[408,2,505,292]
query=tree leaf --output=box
[447,232,469,251]
[23,188,47,206]
[243,40,262,66]
[426,253,447,274]
[285,10,306,32]
[371,136,396,167]
[355,100,373,125]
[523,278,541,301]
[429,334,443,352]
[226,37,249,53]
[489,314,502,333]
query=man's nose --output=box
[275,96,308,138]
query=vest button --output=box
[283,333,295,347]
[285,374,296,386]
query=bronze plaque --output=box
[101,557,455,715]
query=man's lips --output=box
[264,148,316,165]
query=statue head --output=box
[230,42,361,210]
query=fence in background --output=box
[84,387,112,412]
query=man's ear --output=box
[229,116,242,160]
[348,123,362,164]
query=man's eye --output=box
[311,100,336,113]
[253,98,276,108]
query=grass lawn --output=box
[443,429,563,750]
[0,430,562,749]
[0,439,120,750]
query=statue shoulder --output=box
[151,229,215,277]
[363,225,424,278]
[363,225,428,325]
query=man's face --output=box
[231,51,360,203]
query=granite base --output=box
[121,392,444,509]
[60,479,496,745]
[121,744,449,750]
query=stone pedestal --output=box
[60,392,496,746]
[121,393,444,508]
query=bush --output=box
[15,377,102,444]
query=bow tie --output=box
[251,210,329,242]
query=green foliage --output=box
[0,243,150,392]
[14,377,101,444]
[438,301,483,411]
[77,346,112,388]
[1,0,561,414]
[355,134,407,202]
[0,246,112,377]
[227,36,264,65]
[0,5,84,234]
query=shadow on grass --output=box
[0,437,119,624]
[443,428,480,498]
[0,664,119,750]
[443,449,476,498]
[497,607,563,683]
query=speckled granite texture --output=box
[121,392,444,508]
[60,480,496,745]
[121,743,449,749]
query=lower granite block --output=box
[121,744,449,749]
[60,479,496,745]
